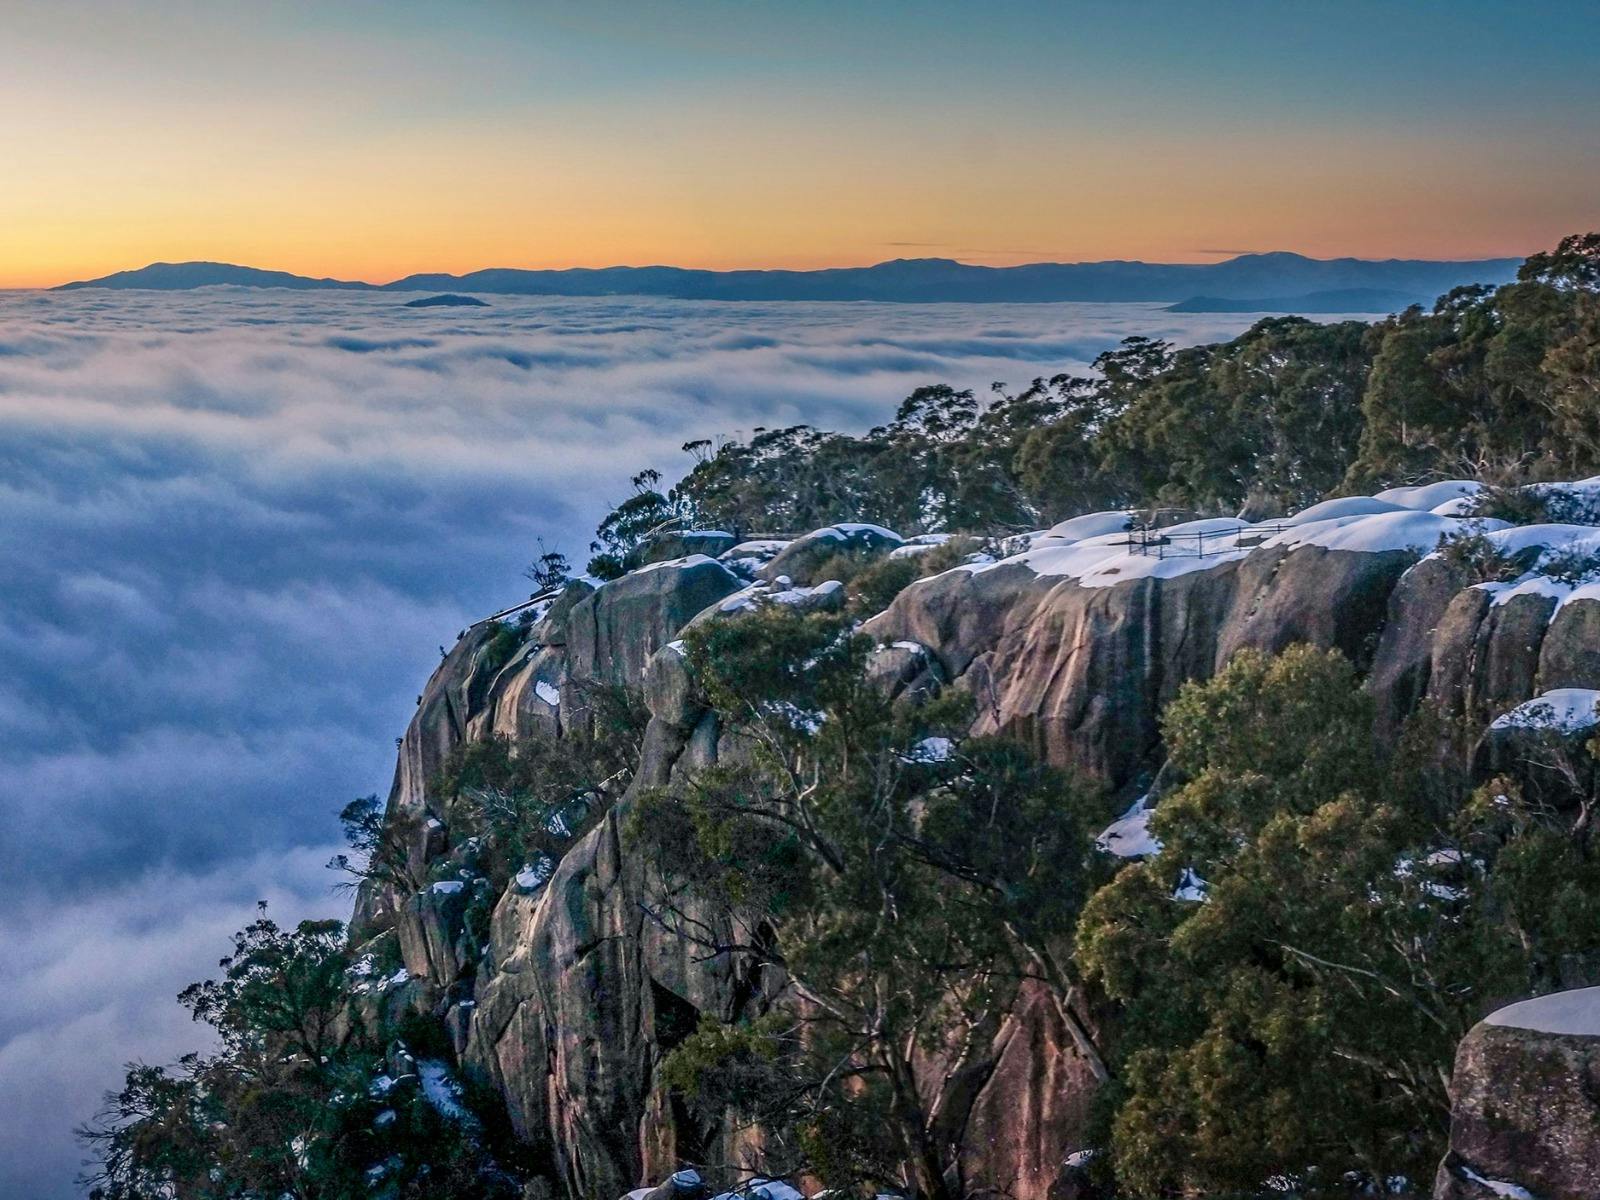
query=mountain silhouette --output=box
[56,253,1519,304]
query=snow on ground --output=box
[1374,479,1482,510]
[633,553,736,576]
[417,1059,473,1122]
[515,860,553,891]
[1279,495,1408,526]
[1485,985,1600,1036]
[723,539,790,557]
[826,522,902,541]
[719,577,842,614]
[1489,688,1600,734]
[1265,509,1487,555]
[991,520,1257,587]
[1045,510,1135,541]
[1096,795,1161,858]
[534,680,561,706]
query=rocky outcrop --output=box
[759,523,902,585]
[359,502,1600,1199]
[567,557,741,691]
[1435,988,1600,1200]
[397,881,475,987]
[865,542,1417,789]
[626,530,739,572]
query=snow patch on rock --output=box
[1489,688,1600,734]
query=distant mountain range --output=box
[55,252,1520,306]
[1165,287,1423,314]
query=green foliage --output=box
[1076,645,1600,1195]
[632,607,1109,1199]
[328,793,427,894]
[478,620,525,676]
[588,469,685,579]
[585,234,1600,563]
[1347,255,1600,486]
[522,539,571,593]
[1466,478,1556,525]
[1433,524,1524,583]
[80,907,520,1200]
[837,551,921,615]
[434,682,648,885]
[1097,319,1371,513]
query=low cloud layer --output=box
[0,287,1263,1196]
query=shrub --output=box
[1467,480,1552,525]
[478,620,525,675]
[1435,524,1522,582]
[1541,543,1600,585]
[843,553,921,616]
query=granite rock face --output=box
[1434,989,1600,1200]
[567,557,741,691]
[355,510,1600,1199]
[864,542,1416,789]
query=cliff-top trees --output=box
[585,233,1600,558]
[632,608,1110,1200]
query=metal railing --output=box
[1125,521,1290,559]
[472,585,566,629]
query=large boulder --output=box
[1435,988,1600,1199]
[758,523,902,585]
[625,530,739,572]
[567,557,742,692]
[463,804,767,1198]
[482,644,568,741]
[396,879,476,987]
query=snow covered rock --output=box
[865,530,1418,787]
[626,530,739,571]
[1489,688,1600,735]
[631,1168,709,1200]
[865,639,946,703]
[758,523,903,585]
[1434,988,1600,1200]
[1096,795,1160,859]
[1370,526,1600,741]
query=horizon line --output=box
[34,246,1534,293]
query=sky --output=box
[0,289,1282,1198]
[2,0,1598,287]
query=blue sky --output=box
[2,1,1594,284]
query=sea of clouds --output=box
[0,286,1270,1196]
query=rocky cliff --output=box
[350,486,1600,1199]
